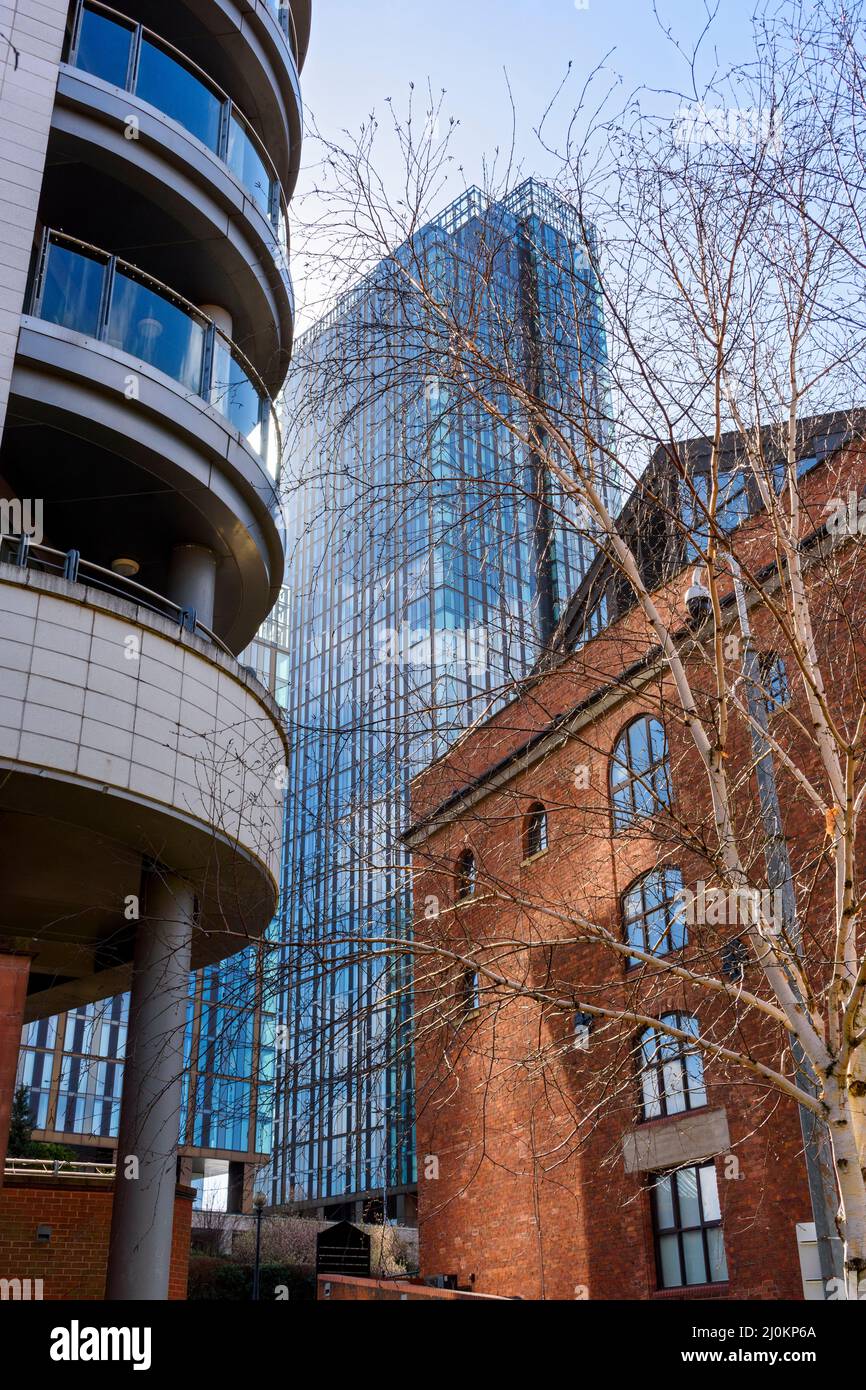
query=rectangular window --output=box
[651,1162,728,1288]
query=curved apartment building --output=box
[0,0,310,1298]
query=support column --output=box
[106,870,194,1300]
[168,543,217,629]
[0,953,31,1184]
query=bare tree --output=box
[275,0,866,1297]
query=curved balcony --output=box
[0,536,235,654]
[0,562,289,1021]
[66,0,305,199]
[68,2,291,254]
[263,0,301,64]
[30,230,281,480]
[6,230,285,653]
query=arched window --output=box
[622,867,686,963]
[610,716,671,830]
[639,1014,707,1120]
[455,848,476,902]
[523,803,548,858]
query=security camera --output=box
[684,567,711,626]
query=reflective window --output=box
[55,996,128,1138]
[136,37,222,152]
[210,337,264,451]
[610,716,670,830]
[639,1013,707,1120]
[651,1162,728,1288]
[107,270,205,393]
[227,113,273,219]
[75,4,134,87]
[760,652,790,714]
[575,590,609,650]
[15,1050,53,1130]
[622,867,685,962]
[39,242,105,337]
[33,236,274,463]
[71,4,281,231]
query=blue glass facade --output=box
[269,179,616,1210]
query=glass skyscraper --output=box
[268,178,616,1217]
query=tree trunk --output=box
[826,1077,866,1299]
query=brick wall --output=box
[318,1274,507,1301]
[0,1178,193,1299]
[408,443,865,1301]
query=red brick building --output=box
[0,1172,192,1300]
[406,415,865,1300]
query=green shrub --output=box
[187,1255,315,1302]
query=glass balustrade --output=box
[262,0,298,58]
[227,111,273,223]
[70,2,286,244]
[30,233,280,480]
[136,34,223,153]
[107,269,206,395]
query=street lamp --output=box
[251,1191,266,1301]
[683,559,843,1295]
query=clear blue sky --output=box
[298,0,754,197]
[292,1,756,321]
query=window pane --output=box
[227,114,273,219]
[633,776,655,817]
[612,788,630,829]
[75,6,133,87]
[657,1233,681,1287]
[707,1226,728,1282]
[646,906,669,954]
[650,718,666,761]
[699,1163,721,1221]
[686,1054,707,1108]
[210,338,264,452]
[682,1229,708,1284]
[610,751,629,786]
[663,1059,686,1113]
[642,1066,661,1119]
[108,271,205,393]
[653,1174,675,1229]
[629,719,649,764]
[40,243,105,337]
[626,917,643,955]
[669,898,687,949]
[137,38,222,152]
[676,1166,701,1226]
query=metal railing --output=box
[0,534,235,656]
[262,0,300,60]
[28,228,281,480]
[4,1156,116,1178]
[67,0,291,256]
